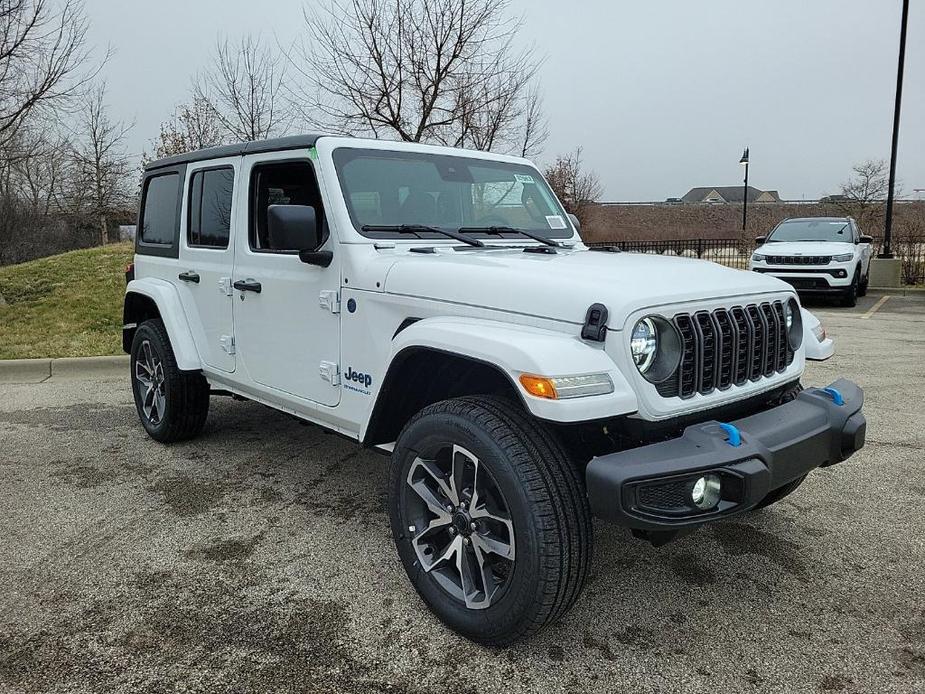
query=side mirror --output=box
[859,234,873,244]
[298,249,333,267]
[754,236,767,246]
[567,212,581,233]
[267,204,322,251]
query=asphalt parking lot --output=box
[1,290,924,694]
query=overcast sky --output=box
[86,0,923,201]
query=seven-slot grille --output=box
[656,301,794,399]
[765,255,831,265]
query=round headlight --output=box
[786,298,803,350]
[630,316,682,383]
[630,318,658,372]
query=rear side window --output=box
[140,173,180,245]
[188,168,234,248]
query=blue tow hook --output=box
[718,423,741,447]
[820,387,845,406]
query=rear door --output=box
[231,151,341,406]
[177,159,238,373]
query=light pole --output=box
[740,147,750,232]
[881,0,909,259]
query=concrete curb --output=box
[869,286,925,295]
[0,355,128,384]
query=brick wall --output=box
[580,200,925,244]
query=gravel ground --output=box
[1,292,924,693]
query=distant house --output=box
[680,186,781,204]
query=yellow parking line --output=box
[861,295,891,319]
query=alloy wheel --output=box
[134,340,166,425]
[404,444,515,609]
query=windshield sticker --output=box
[546,215,567,229]
[514,173,535,184]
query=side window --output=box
[140,173,180,246]
[188,167,234,248]
[249,161,326,252]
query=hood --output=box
[383,247,792,329]
[757,241,856,256]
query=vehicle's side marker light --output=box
[718,423,741,447]
[519,375,557,399]
[821,387,844,406]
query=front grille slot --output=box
[664,300,791,399]
[766,255,831,265]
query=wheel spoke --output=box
[142,385,156,421]
[142,341,155,374]
[419,534,461,573]
[450,444,477,506]
[471,540,498,605]
[154,389,166,423]
[135,360,153,385]
[407,457,457,509]
[472,531,515,562]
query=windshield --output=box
[767,219,851,243]
[333,148,573,240]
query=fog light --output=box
[691,474,722,509]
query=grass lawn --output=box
[0,243,133,360]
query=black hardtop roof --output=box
[145,134,329,171]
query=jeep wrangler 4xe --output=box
[124,134,866,645]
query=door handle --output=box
[178,271,200,283]
[233,278,262,293]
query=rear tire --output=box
[388,395,592,646]
[130,319,210,443]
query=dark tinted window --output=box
[188,168,234,248]
[140,174,180,245]
[250,161,325,252]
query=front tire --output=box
[388,396,592,646]
[130,319,210,443]
[841,269,859,307]
[858,267,869,297]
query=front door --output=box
[177,160,237,373]
[232,152,341,407]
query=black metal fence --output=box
[587,237,925,285]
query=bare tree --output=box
[194,35,289,142]
[0,0,96,148]
[146,97,225,161]
[290,0,546,156]
[830,159,898,233]
[544,147,602,223]
[840,159,891,203]
[70,84,133,245]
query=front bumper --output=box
[751,266,853,291]
[586,378,866,530]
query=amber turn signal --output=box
[519,374,557,399]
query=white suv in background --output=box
[749,217,873,307]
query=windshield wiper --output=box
[457,225,561,247]
[361,224,485,247]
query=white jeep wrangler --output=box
[124,135,866,645]
[749,216,874,307]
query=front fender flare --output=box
[124,278,202,371]
[381,316,638,424]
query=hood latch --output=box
[581,303,609,342]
